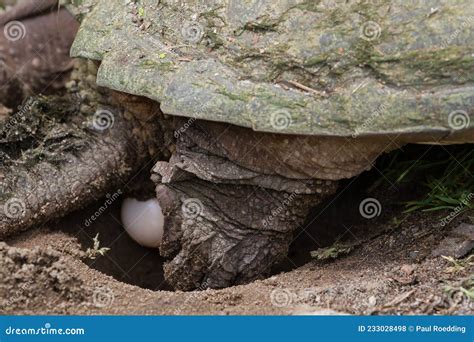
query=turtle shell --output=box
[69,0,474,139]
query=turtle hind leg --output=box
[154,179,329,290]
[151,121,338,290]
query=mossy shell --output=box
[68,0,474,138]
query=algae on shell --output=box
[69,0,474,139]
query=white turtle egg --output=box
[121,198,164,248]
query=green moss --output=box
[367,46,474,84]
[200,6,226,26]
[70,0,474,136]
[139,59,175,72]
[304,55,329,67]
[216,89,249,102]
[243,20,279,32]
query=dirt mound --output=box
[0,242,89,314]
[1,205,472,315]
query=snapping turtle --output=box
[1,0,473,290]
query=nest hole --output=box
[51,144,471,290]
[56,198,171,291]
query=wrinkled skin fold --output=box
[154,179,329,290]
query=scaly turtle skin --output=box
[1,0,474,290]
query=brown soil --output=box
[1,177,473,315]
